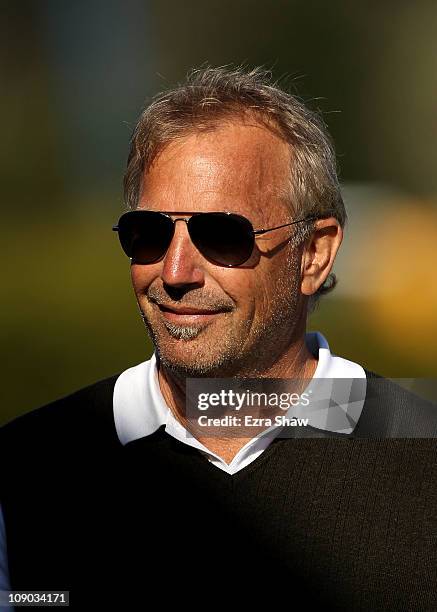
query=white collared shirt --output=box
[113,331,366,475]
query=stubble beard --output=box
[162,322,202,341]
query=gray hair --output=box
[124,66,347,308]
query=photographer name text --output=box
[197,415,309,427]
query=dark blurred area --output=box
[2,0,436,424]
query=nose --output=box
[160,219,205,288]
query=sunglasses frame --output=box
[112,210,316,267]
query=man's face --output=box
[131,119,307,376]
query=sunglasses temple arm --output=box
[253,217,316,236]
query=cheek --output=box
[130,264,157,295]
[217,268,266,317]
[255,253,299,308]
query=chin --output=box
[144,314,248,376]
[156,340,239,377]
[157,354,221,377]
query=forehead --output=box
[140,120,292,221]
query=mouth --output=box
[157,304,226,325]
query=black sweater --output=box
[1,372,437,610]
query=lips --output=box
[157,303,225,324]
[158,304,222,315]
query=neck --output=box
[157,333,318,464]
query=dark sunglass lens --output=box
[118,211,173,263]
[189,213,254,266]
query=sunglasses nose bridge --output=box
[170,216,191,244]
[172,216,190,226]
[157,216,190,254]
[163,216,199,259]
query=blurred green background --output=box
[2,0,437,425]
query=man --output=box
[1,67,436,610]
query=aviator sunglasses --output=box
[112,210,315,267]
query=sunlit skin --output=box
[130,118,343,462]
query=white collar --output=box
[113,332,366,474]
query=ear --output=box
[300,217,343,296]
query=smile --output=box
[157,304,225,324]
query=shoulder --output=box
[0,373,122,456]
[354,370,437,437]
